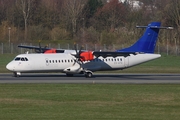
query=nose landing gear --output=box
[13,72,21,77]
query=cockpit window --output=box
[14,57,28,61]
[25,57,28,61]
[15,57,21,61]
[21,58,25,61]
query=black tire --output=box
[85,72,92,78]
[13,72,18,77]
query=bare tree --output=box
[62,0,86,38]
[95,0,126,32]
[16,0,32,41]
[162,0,180,47]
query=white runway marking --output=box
[1,73,180,84]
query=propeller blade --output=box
[74,43,78,55]
[38,41,42,53]
[78,45,84,60]
[38,41,47,53]
[79,45,83,53]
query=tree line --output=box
[0,0,179,49]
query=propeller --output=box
[72,43,84,65]
[35,41,48,53]
[74,43,83,59]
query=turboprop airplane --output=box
[6,22,173,77]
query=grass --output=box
[0,54,16,73]
[0,84,180,120]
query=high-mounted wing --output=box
[18,45,65,53]
[18,45,44,50]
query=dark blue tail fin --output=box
[117,22,161,53]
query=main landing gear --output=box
[66,70,93,78]
[85,72,92,78]
[84,70,93,78]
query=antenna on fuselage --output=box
[26,51,29,54]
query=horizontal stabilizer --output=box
[136,26,173,29]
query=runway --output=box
[0,73,180,84]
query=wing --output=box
[18,45,42,49]
[18,45,65,53]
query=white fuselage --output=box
[6,53,161,74]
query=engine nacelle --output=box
[80,51,94,61]
[44,49,56,53]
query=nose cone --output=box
[6,62,14,71]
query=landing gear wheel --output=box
[13,72,18,77]
[85,72,93,78]
[13,72,20,77]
